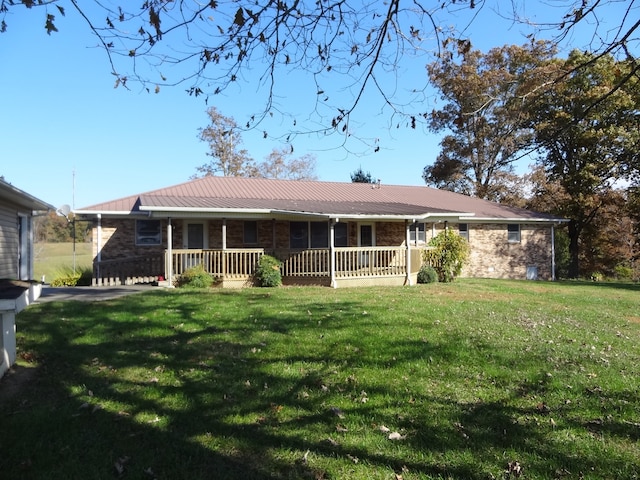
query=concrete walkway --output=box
[37,284,155,303]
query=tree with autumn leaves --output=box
[424,43,640,279]
[194,106,317,181]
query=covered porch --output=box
[93,245,428,288]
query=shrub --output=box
[417,264,438,284]
[423,229,470,283]
[614,264,633,281]
[255,255,282,287]
[176,264,214,289]
[50,266,93,287]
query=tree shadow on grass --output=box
[1,289,639,479]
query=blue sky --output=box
[0,1,633,210]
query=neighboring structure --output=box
[0,177,52,378]
[75,176,565,288]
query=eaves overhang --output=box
[460,216,569,224]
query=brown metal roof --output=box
[76,176,561,222]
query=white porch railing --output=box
[334,246,406,278]
[169,248,264,279]
[93,247,428,287]
[169,247,423,279]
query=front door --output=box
[359,224,374,247]
[187,223,204,249]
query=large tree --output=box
[195,107,318,179]
[423,40,556,200]
[530,50,640,278]
[3,1,637,140]
[195,106,255,177]
[252,147,317,181]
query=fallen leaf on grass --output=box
[114,456,130,477]
[144,467,157,478]
[506,460,523,477]
[329,407,344,418]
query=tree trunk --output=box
[567,220,581,278]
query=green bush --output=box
[614,264,633,280]
[423,229,470,283]
[417,264,438,284]
[50,266,93,287]
[176,264,214,289]
[255,255,282,287]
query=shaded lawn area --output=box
[1,279,639,479]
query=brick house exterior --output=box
[76,176,565,287]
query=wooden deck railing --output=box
[94,254,164,286]
[334,246,406,278]
[169,248,264,278]
[271,249,330,277]
[93,247,429,286]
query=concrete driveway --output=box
[37,285,154,303]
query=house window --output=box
[410,222,426,244]
[290,221,329,248]
[508,224,521,243]
[136,220,162,246]
[244,221,258,244]
[310,222,328,248]
[334,222,348,247]
[458,223,469,241]
[290,221,308,249]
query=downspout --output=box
[96,214,102,284]
[330,220,336,288]
[405,220,412,286]
[551,224,556,281]
[166,218,173,286]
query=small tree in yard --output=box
[424,229,470,283]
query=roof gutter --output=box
[460,216,569,224]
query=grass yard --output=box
[33,242,93,283]
[1,279,639,479]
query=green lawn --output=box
[1,280,639,479]
[33,242,92,283]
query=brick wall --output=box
[94,218,167,260]
[93,218,554,281]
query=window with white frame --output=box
[409,222,426,244]
[135,220,162,246]
[458,223,469,241]
[507,224,521,242]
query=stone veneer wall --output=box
[427,223,553,280]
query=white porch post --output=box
[405,220,413,286]
[95,214,102,285]
[222,219,227,278]
[166,218,173,286]
[330,220,337,288]
[551,224,556,281]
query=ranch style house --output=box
[74,176,565,288]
